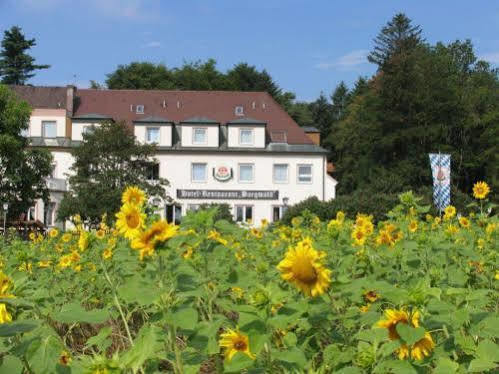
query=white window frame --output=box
[238,163,254,183]
[42,121,57,138]
[272,205,288,222]
[235,106,244,116]
[297,164,313,184]
[191,163,207,183]
[136,105,145,114]
[165,204,182,224]
[44,201,56,226]
[188,204,201,212]
[50,163,57,179]
[235,205,253,223]
[146,127,160,144]
[273,163,289,184]
[192,127,208,145]
[239,128,254,146]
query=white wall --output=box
[29,109,66,137]
[134,125,172,147]
[72,121,101,141]
[156,153,332,224]
[51,151,75,179]
[227,125,266,148]
[180,125,219,147]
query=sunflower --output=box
[131,220,177,260]
[115,204,146,239]
[219,328,255,361]
[58,255,72,268]
[376,308,434,360]
[38,260,51,268]
[472,181,490,200]
[78,231,89,251]
[408,220,418,233]
[376,229,394,247]
[363,290,379,303]
[102,248,113,260]
[122,186,146,206]
[0,272,14,298]
[59,351,71,366]
[0,303,12,324]
[29,232,36,241]
[96,229,106,240]
[459,216,470,229]
[359,304,371,313]
[336,211,345,222]
[443,205,456,220]
[48,228,59,239]
[61,232,72,243]
[352,227,367,246]
[277,240,331,297]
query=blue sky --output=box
[1,0,498,101]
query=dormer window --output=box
[42,121,57,138]
[235,106,244,116]
[136,105,145,114]
[239,128,254,146]
[146,127,160,143]
[192,128,207,145]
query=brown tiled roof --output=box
[9,85,67,109]
[74,89,313,145]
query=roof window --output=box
[136,105,145,114]
[235,106,244,116]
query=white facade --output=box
[22,88,337,228]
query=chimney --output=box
[303,127,321,146]
[66,85,75,117]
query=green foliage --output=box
[57,121,168,226]
[333,14,499,199]
[0,26,50,85]
[0,84,52,219]
[198,203,234,223]
[0,192,496,373]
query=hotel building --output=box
[11,85,337,228]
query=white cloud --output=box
[315,49,369,71]
[479,52,499,64]
[143,41,161,48]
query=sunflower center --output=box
[292,256,318,284]
[234,340,247,351]
[126,213,139,229]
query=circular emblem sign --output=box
[214,165,232,182]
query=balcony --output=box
[46,178,67,192]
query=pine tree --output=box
[0,26,50,85]
[367,13,423,68]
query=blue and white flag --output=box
[429,153,451,211]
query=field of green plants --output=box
[0,185,497,373]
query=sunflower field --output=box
[0,185,497,374]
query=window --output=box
[273,164,288,183]
[20,127,29,137]
[235,106,244,116]
[192,163,207,182]
[44,202,56,226]
[188,204,200,212]
[297,164,313,183]
[42,121,57,138]
[239,128,253,145]
[146,127,160,143]
[192,128,207,145]
[238,164,254,183]
[82,125,94,135]
[136,105,144,114]
[146,163,160,181]
[272,205,288,222]
[166,204,182,225]
[50,163,57,179]
[235,205,253,223]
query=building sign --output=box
[213,165,232,182]
[177,189,279,200]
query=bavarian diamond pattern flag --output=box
[429,153,451,211]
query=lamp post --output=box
[2,202,8,237]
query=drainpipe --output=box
[322,156,325,201]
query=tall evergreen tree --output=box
[0,26,50,85]
[308,92,334,143]
[330,81,349,121]
[367,13,423,68]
